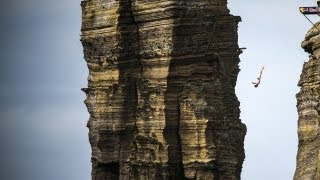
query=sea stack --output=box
[80,0,246,179]
[295,22,320,180]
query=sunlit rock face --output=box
[80,0,246,179]
[295,23,320,180]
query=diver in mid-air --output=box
[252,66,264,88]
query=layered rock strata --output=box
[295,23,320,180]
[81,0,246,179]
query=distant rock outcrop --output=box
[80,0,246,179]
[295,23,320,180]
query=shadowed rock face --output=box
[80,0,246,179]
[295,23,320,180]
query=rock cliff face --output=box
[295,23,320,180]
[80,0,246,179]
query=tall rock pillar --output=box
[295,23,320,180]
[80,0,246,179]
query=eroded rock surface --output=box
[295,23,320,180]
[80,0,246,179]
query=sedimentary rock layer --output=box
[81,0,246,179]
[295,23,320,180]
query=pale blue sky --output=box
[0,0,90,179]
[0,0,317,179]
[230,0,317,179]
